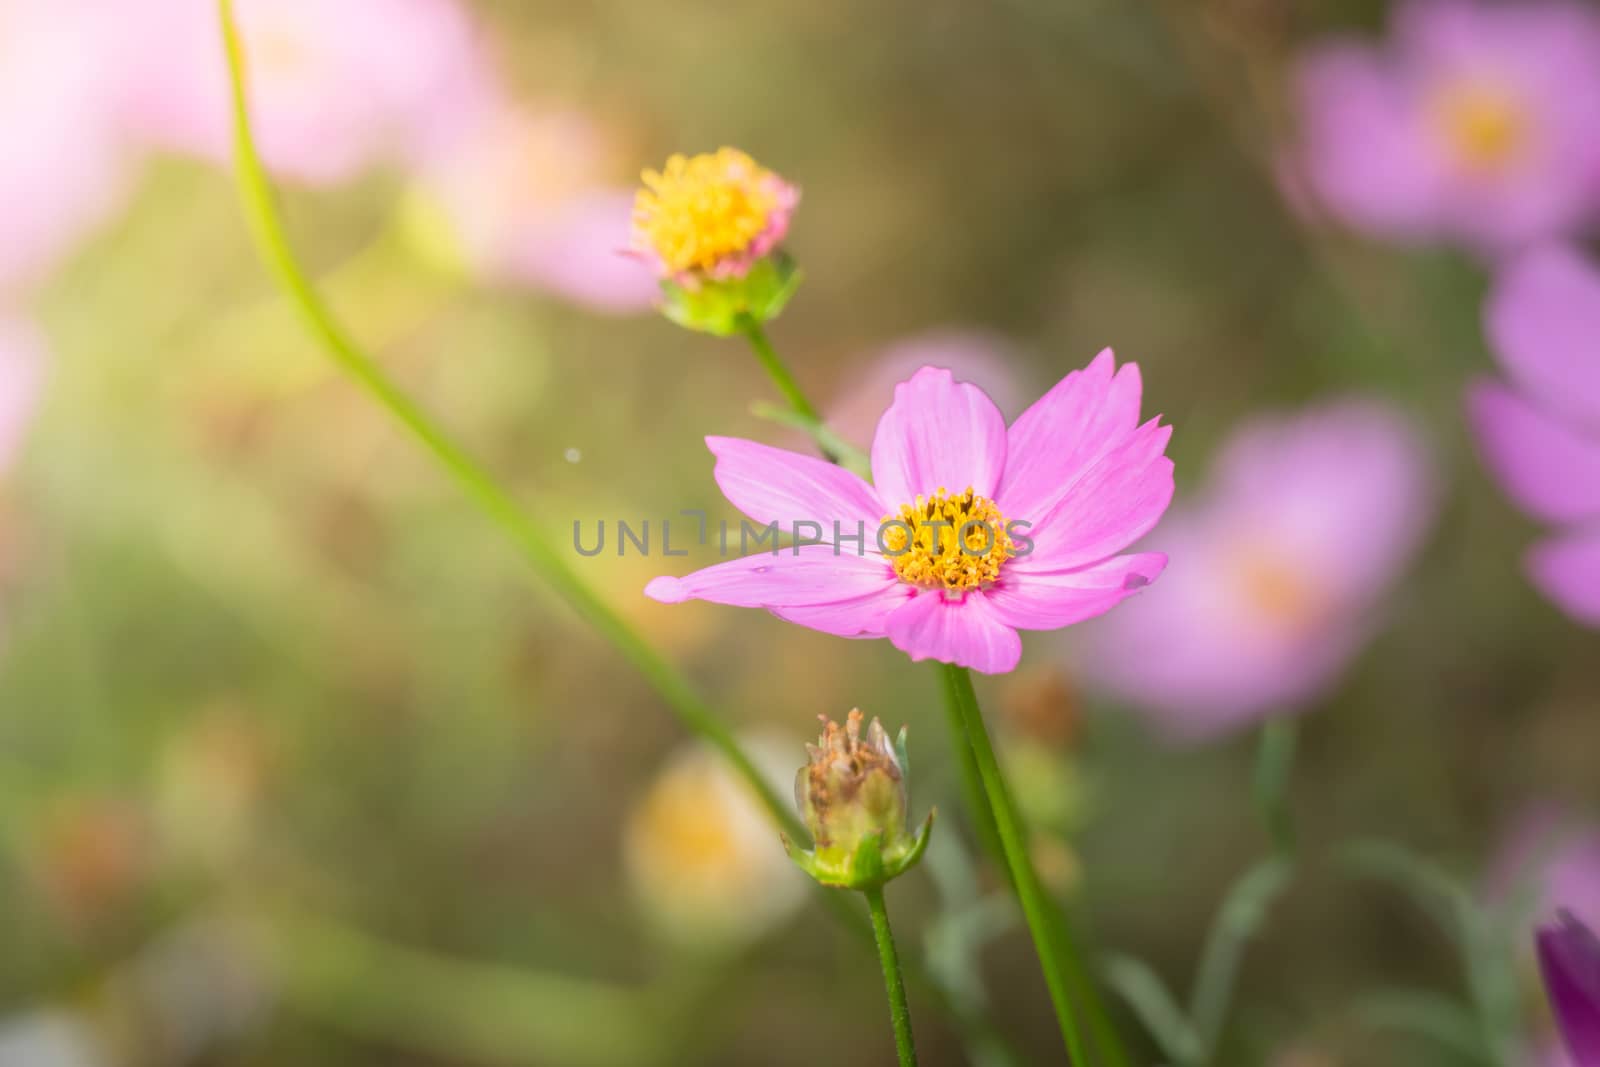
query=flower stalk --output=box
[867,885,919,1067]
[216,0,800,842]
[943,663,1089,1064]
[788,711,933,1065]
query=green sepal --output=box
[779,809,935,891]
[659,252,802,336]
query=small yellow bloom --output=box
[623,736,804,946]
[631,148,798,281]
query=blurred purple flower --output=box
[1467,245,1600,626]
[645,353,1173,675]
[407,103,657,313]
[126,0,485,185]
[1539,912,1600,1066]
[1079,401,1436,742]
[1289,0,1600,251]
[0,0,134,290]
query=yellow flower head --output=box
[631,148,798,281]
[1432,81,1531,175]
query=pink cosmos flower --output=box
[1078,401,1435,742]
[0,0,133,290]
[644,352,1174,675]
[1289,0,1600,250]
[1467,245,1600,626]
[125,0,484,185]
[408,101,657,313]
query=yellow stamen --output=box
[632,148,782,275]
[882,488,1013,592]
[1434,82,1529,174]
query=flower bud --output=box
[785,709,933,890]
[630,148,801,335]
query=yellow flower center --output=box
[1433,82,1530,174]
[881,488,1014,592]
[633,148,780,275]
[1236,555,1326,632]
[631,763,750,890]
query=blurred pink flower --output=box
[0,319,45,472]
[1078,401,1436,742]
[125,0,484,185]
[0,0,134,289]
[1467,245,1600,626]
[822,331,1028,451]
[645,353,1174,675]
[1490,805,1600,934]
[408,103,657,313]
[1289,0,1600,250]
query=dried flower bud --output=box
[784,709,933,890]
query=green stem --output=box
[937,664,1009,883]
[940,666,1130,1067]
[217,0,799,845]
[1251,719,1297,857]
[942,664,1088,1064]
[865,886,919,1067]
[735,312,826,424]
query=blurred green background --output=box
[2,1,1597,1065]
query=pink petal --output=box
[1527,528,1600,627]
[1468,381,1600,524]
[884,590,1022,674]
[771,586,912,638]
[1486,246,1600,427]
[707,436,885,535]
[870,366,1008,507]
[984,553,1167,631]
[514,189,661,314]
[1011,419,1175,574]
[644,545,896,608]
[996,349,1145,522]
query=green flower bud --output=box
[784,709,933,890]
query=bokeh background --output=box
[2,1,1597,1065]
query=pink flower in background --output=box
[1079,401,1435,742]
[1467,246,1600,626]
[0,320,45,472]
[1490,806,1600,934]
[0,0,134,290]
[822,331,1028,451]
[125,0,484,185]
[1289,0,1600,250]
[645,353,1174,675]
[408,102,657,313]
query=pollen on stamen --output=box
[881,487,1014,593]
[630,148,798,281]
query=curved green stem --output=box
[866,886,919,1067]
[942,664,1088,1064]
[734,312,822,422]
[217,0,798,844]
